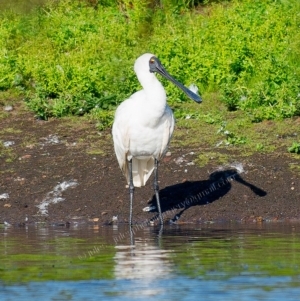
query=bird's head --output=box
[134,53,202,103]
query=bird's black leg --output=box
[129,225,135,246]
[154,158,163,225]
[129,159,134,226]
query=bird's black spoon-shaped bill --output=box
[149,56,202,103]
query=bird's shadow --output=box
[146,169,267,222]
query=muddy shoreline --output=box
[0,106,299,226]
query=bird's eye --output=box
[149,58,155,64]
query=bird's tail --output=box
[124,157,154,187]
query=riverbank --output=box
[1,101,299,226]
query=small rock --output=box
[163,156,172,163]
[0,193,9,200]
[14,177,25,182]
[143,205,156,212]
[4,203,11,208]
[291,187,294,190]
[3,105,13,112]
[165,151,171,157]
[175,156,186,165]
[101,211,108,216]
[42,134,60,145]
[3,141,15,147]
[26,144,35,149]
[256,216,263,223]
[20,154,32,160]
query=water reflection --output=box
[0,223,300,300]
[114,239,173,280]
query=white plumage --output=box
[112,53,201,225]
[112,53,175,187]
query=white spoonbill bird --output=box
[112,53,202,225]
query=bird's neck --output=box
[138,72,167,108]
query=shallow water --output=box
[1,223,300,300]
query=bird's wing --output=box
[159,105,175,159]
[112,98,174,187]
[112,104,131,174]
[113,116,154,187]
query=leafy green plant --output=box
[255,143,264,151]
[0,0,299,126]
[217,122,247,146]
[89,108,115,131]
[288,142,300,154]
[173,108,201,120]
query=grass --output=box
[0,127,22,134]
[289,163,300,175]
[86,146,106,156]
[0,0,299,122]
[171,91,300,160]
[288,142,300,154]
[196,151,230,167]
[0,141,17,163]
[0,0,299,170]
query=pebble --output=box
[42,134,60,145]
[175,157,186,165]
[3,141,15,147]
[3,105,13,112]
[0,193,9,199]
[19,154,32,160]
[14,177,25,182]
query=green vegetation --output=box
[174,230,300,278]
[1,226,300,284]
[0,140,17,163]
[196,151,229,167]
[288,142,300,154]
[0,0,299,124]
[171,98,297,158]
[0,234,115,282]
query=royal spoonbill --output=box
[112,53,202,225]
